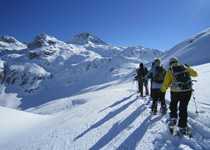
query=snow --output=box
[0,85,21,108]
[0,36,27,51]
[0,28,210,149]
[161,28,210,68]
[67,33,108,45]
[0,106,50,146]
[1,63,210,149]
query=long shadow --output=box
[73,96,138,141]
[99,94,135,113]
[117,115,163,150]
[89,102,149,150]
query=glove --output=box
[158,90,165,97]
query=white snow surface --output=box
[0,106,50,145]
[0,63,210,150]
[0,36,27,51]
[0,28,210,149]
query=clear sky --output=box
[1,0,210,50]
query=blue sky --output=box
[1,0,210,50]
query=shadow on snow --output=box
[74,95,138,141]
[89,98,163,150]
[98,94,136,113]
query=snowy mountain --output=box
[0,28,210,149]
[67,32,108,45]
[161,28,210,67]
[28,33,66,50]
[0,32,164,109]
[0,36,27,51]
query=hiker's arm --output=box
[161,69,172,93]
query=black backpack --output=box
[153,66,166,83]
[138,67,148,79]
[170,65,192,91]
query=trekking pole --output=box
[192,80,198,115]
[130,80,134,92]
[136,80,139,96]
[192,89,199,115]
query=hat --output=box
[169,57,179,65]
[154,58,161,65]
[140,63,144,67]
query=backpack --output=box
[138,67,148,79]
[170,65,192,91]
[153,66,166,83]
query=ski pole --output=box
[136,80,139,96]
[130,80,134,92]
[192,89,199,115]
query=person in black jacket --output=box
[136,63,149,97]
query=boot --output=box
[161,105,167,114]
[151,108,157,115]
[168,118,177,127]
[179,127,189,135]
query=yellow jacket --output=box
[161,63,198,93]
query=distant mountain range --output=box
[0,27,209,109]
[0,32,164,109]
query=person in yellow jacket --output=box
[160,57,198,134]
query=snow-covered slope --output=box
[161,28,210,67]
[0,63,210,150]
[0,28,210,149]
[0,32,164,110]
[0,36,27,51]
[0,106,50,145]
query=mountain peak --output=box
[0,36,27,51]
[35,33,48,40]
[32,33,56,42]
[28,33,60,49]
[0,36,17,43]
[67,32,108,45]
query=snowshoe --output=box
[178,127,192,138]
[168,118,177,127]
[167,118,177,136]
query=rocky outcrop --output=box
[67,32,108,45]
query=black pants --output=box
[151,89,166,112]
[138,79,149,96]
[170,91,192,128]
[150,80,153,98]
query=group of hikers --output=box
[135,57,198,135]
